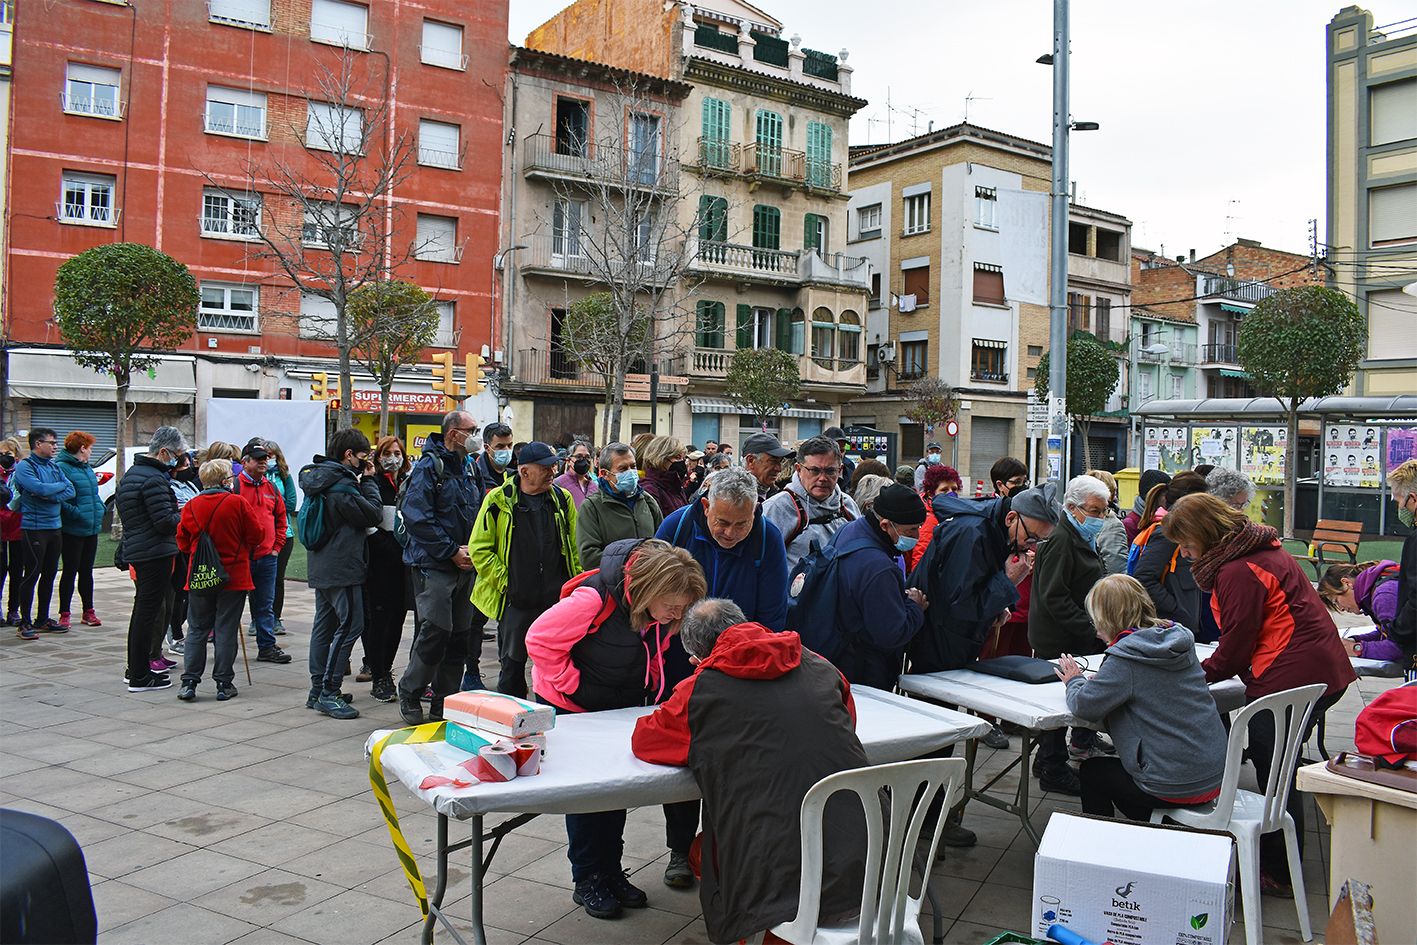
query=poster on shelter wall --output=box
[1387,427,1417,473]
[1144,426,1190,473]
[1240,426,1287,485]
[1324,424,1372,487]
[1190,426,1237,471]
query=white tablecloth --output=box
[1336,625,1407,678]
[365,686,990,820]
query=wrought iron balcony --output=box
[1199,274,1276,305]
[523,134,678,193]
[1200,342,1239,365]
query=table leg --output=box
[466,813,486,945]
[422,814,475,945]
[958,729,1042,847]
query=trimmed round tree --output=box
[1237,285,1365,537]
[1034,331,1121,460]
[53,243,199,479]
[726,347,801,432]
[348,280,439,437]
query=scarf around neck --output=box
[1191,520,1279,592]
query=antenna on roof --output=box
[963,91,991,123]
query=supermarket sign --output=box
[351,389,449,413]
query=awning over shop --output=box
[689,396,835,420]
[6,350,197,405]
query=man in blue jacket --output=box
[11,428,75,639]
[397,410,485,725]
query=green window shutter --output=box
[755,109,782,176]
[696,301,725,349]
[775,308,793,352]
[806,122,833,187]
[752,205,780,250]
[697,195,726,242]
[735,303,753,349]
[804,213,821,252]
[701,98,731,168]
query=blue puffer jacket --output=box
[56,450,104,537]
[401,434,484,569]
[656,500,789,631]
[10,455,76,531]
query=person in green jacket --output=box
[576,442,663,570]
[469,441,579,697]
[56,431,105,630]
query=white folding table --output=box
[366,686,989,945]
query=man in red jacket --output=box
[233,442,289,664]
[632,599,868,945]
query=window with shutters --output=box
[59,172,117,225]
[696,300,726,349]
[201,189,261,239]
[857,204,881,238]
[303,202,359,249]
[64,63,122,118]
[806,121,833,188]
[701,98,732,169]
[1094,297,1112,340]
[306,101,364,154]
[735,306,781,350]
[421,20,465,70]
[838,311,861,362]
[697,195,728,264]
[972,264,1005,306]
[433,301,455,347]
[418,119,461,169]
[1170,372,1184,399]
[629,112,661,185]
[209,0,270,29]
[552,199,585,259]
[903,192,930,234]
[903,265,930,306]
[1138,370,1153,403]
[206,86,266,139]
[1370,183,1416,247]
[310,0,369,50]
[970,340,1008,382]
[804,213,827,254]
[752,205,780,249]
[634,209,656,263]
[1067,292,1090,332]
[1370,79,1416,147]
[975,186,997,228]
[899,340,927,379]
[199,283,259,333]
[811,308,835,364]
[415,213,458,262]
[754,109,783,177]
[869,273,882,308]
[555,98,590,157]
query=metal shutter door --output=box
[968,417,1011,488]
[28,403,119,455]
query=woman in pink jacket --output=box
[525,538,706,922]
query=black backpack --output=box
[187,496,231,594]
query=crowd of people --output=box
[6,415,1414,937]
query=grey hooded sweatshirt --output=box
[1064,622,1226,800]
[763,477,861,571]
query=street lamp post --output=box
[492,243,528,421]
[1132,340,1171,465]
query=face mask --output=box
[926,453,941,465]
[0,454,12,469]
[468,435,483,454]
[1399,504,1416,529]
[174,467,198,483]
[669,460,688,478]
[573,458,591,477]
[615,469,640,494]
[1073,513,1105,544]
[492,449,513,468]
[380,455,402,472]
[165,454,179,469]
[893,534,918,553]
[1007,483,1028,498]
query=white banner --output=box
[203,398,329,509]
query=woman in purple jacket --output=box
[1319,560,1403,661]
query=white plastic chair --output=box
[1149,683,1325,945]
[746,758,966,945]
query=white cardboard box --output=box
[1032,813,1234,945]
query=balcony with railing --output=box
[515,348,687,393]
[742,143,841,191]
[686,20,854,95]
[1200,342,1239,365]
[687,239,869,289]
[1199,274,1277,305]
[523,134,679,193]
[691,345,864,386]
[1136,341,1198,365]
[519,236,680,286]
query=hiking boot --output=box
[315,692,359,720]
[216,682,238,701]
[371,676,397,703]
[941,822,977,848]
[306,690,353,709]
[257,647,291,664]
[982,724,1010,750]
[81,609,102,627]
[399,696,425,726]
[605,869,648,907]
[662,852,694,889]
[128,672,173,693]
[15,625,38,641]
[355,660,373,683]
[177,683,197,701]
[57,612,71,630]
[572,873,623,919]
[1038,765,1083,796]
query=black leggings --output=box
[59,532,98,613]
[18,529,62,624]
[2,538,24,614]
[1080,757,1190,821]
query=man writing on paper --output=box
[632,598,867,945]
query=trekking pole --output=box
[237,621,253,686]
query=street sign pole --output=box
[1047,0,1071,481]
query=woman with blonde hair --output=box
[1057,573,1226,820]
[527,538,706,919]
[638,435,690,517]
[359,435,412,700]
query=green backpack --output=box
[296,471,359,551]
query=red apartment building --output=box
[2,0,505,448]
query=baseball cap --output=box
[743,432,794,458]
[687,449,705,460]
[516,441,559,467]
[241,442,269,460]
[926,441,942,451]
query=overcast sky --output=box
[509,1,1404,260]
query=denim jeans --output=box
[182,590,247,687]
[247,554,278,650]
[309,585,365,696]
[565,809,627,883]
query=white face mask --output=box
[380,455,402,471]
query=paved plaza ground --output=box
[0,568,1396,944]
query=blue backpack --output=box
[784,532,877,662]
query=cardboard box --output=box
[1032,813,1233,945]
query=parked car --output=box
[94,447,147,530]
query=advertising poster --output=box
[1190,426,1237,470]
[1143,427,1163,472]
[405,423,442,460]
[1324,424,1369,487]
[1145,426,1190,473]
[1240,426,1287,485]
[1386,427,1417,473]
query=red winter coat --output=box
[233,472,287,558]
[177,490,266,591]
[1202,543,1356,699]
[0,466,21,541]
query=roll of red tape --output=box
[512,742,541,777]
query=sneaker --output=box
[257,647,292,664]
[166,637,185,656]
[15,625,38,641]
[356,661,373,683]
[982,724,1010,750]
[37,618,67,634]
[572,873,623,920]
[428,698,444,722]
[1038,766,1083,796]
[371,676,397,703]
[605,869,649,907]
[399,696,425,726]
[314,692,360,720]
[128,673,173,692]
[273,618,287,636]
[216,683,238,701]
[662,852,694,889]
[941,822,977,848]
[81,609,102,627]
[306,690,354,709]
[57,612,71,630]
[150,658,174,674]
[177,683,197,701]
[4,609,20,626]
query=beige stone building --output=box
[522,0,871,450]
[1326,7,1417,398]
